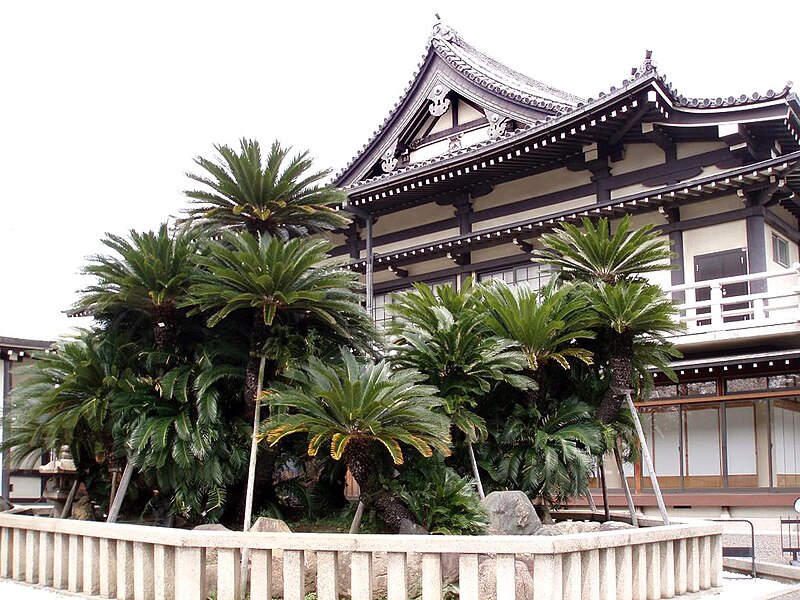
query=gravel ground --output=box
[723,532,788,564]
[0,581,80,599]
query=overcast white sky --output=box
[2,0,798,341]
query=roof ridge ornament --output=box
[381,140,399,174]
[432,20,456,42]
[632,50,656,79]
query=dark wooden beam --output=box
[608,103,651,147]
[642,123,676,160]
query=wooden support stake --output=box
[625,391,669,525]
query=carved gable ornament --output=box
[381,140,399,174]
[427,84,451,117]
[486,111,509,139]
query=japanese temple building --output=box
[330,23,800,517]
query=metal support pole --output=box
[625,391,670,525]
[365,215,374,316]
[614,440,638,527]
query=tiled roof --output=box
[334,22,583,184]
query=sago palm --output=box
[534,215,674,285]
[261,349,451,532]
[73,224,198,350]
[3,330,134,482]
[488,398,604,513]
[185,231,377,418]
[388,280,533,497]
[115,346,249,522]
[183,138,351,237]
[481,279,595,379]
[587,281,683,422]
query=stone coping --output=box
[0,513,722,555]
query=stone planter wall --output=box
[0,512,722,599]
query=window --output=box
[773,234,790,268]
[372,278,455,326]
[479,262,552,291]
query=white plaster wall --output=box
[612,143,665,175]
[409,138,451,163]
[9,475,41,500]
[474,196,594,231]
[763,224,799,313]
[372,203,454,237]
[373,227,460,256]
[472,168,593,211]
[457,101,483,122]
[471,242,524,265]
[680,195,741,221]
[676,141,727,160]
[682,221,747,285]
[429,110,453,134]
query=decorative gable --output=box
[335,23,583,188]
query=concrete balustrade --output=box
[0,513,722,600]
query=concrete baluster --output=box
[687,537,700,593]
[249,549,272,600]
[698,536,711,590]
[217,547,241,600]
[674,539,687,596]
[154,544,176,600]
[12,528,24,580]
[38,531,54,586]
[616,545,633,600]
[25,529,39,583]
[660,540,675,599]
[116,541,135,600]
[710,535,722,587]
[632,544,647,600]
[133,541,155,600]
[458,554,479,600]
[645,542,661,600]
[99,538,117,598]
[387,552,408,600]
[83,535,100,594]
[421,552,442,600]
[532,554,562,600]
[581,549,600,600]
[599,547,616,600]
[562,552,582,600]
[53,533,69,589]
[174,547,205,600]
[316,550,339,600]
[0,528,12,578]
[350,551,372,600]
[496,553,516,600]
[283,549,305,600]
[67,535,83,592]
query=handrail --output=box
[712,518,756,578]
[667,264,799,294]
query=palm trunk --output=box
[597,347,634,424]
[345,439,417,532]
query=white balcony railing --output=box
[665,263,800,344]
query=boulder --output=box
[192,524,231,563]
[478,557,534,600]
[481,491,541,535]
[250,517,292,533]
[599,520,636,531]
[398,519,428,535]
[0,498,13,512]
[533,524,562,536]
[554,520,601,535]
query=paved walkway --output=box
[1,570,796,599]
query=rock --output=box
[533,524,562,536]
[599,520,636,531]
[554,520,601,535]
[478,558,534,600]
[0,498,13,512]
[332,551,458,598]
[481,491,541,535]
[71,494,94,521]
[399,519,428,535]
[249,517,292,533]
[192,524,231,563]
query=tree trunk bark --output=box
[345,440,417,533]
[597,353,634,424]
